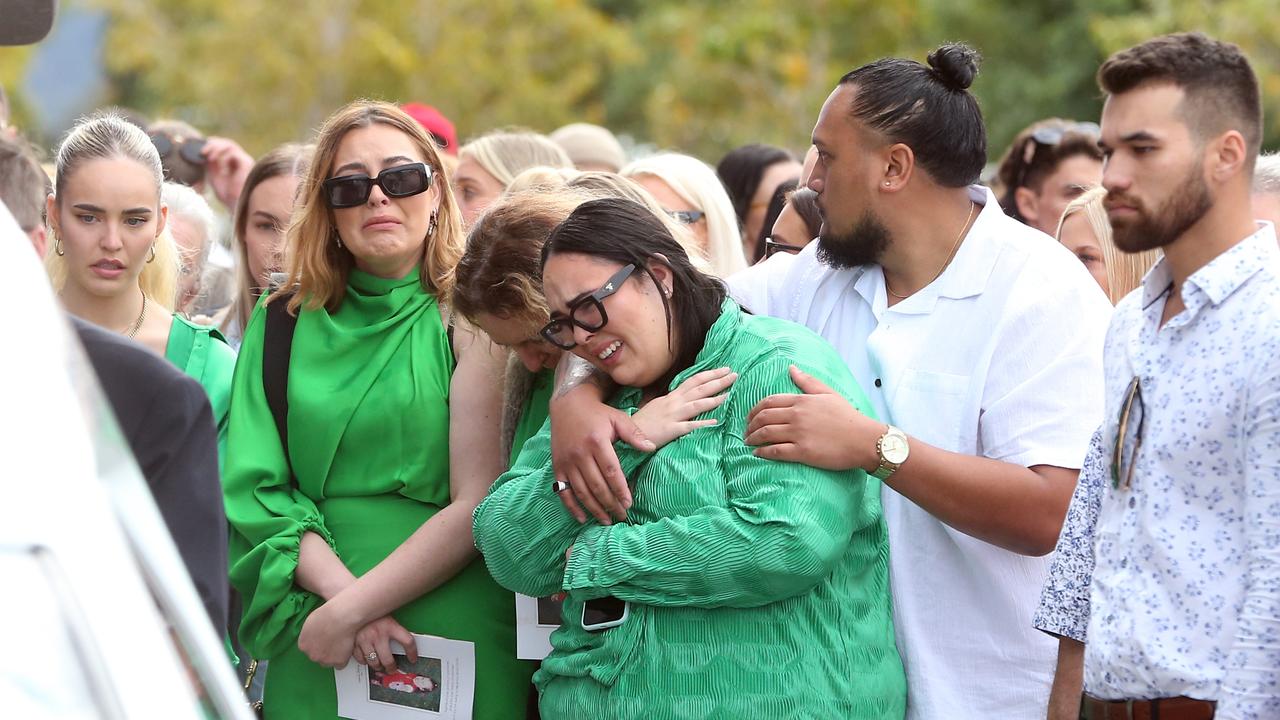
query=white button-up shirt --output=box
[729,185,1113,720]
[1034,225,1280,720]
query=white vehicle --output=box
[0,202,255,720]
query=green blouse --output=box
[165,314,236,456]
[222,269,533,718]
[474,300,906,719]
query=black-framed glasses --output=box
[322,162,434,209]
[540,264,636,350]
[665,209,705,225]
[764,237,806,258]
[150,133,207,166]
[1111,376,1145,490]
[1015,121,1101,189]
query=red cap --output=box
[401,102,458,156]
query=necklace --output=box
[886,200,977,300]
[124,291,147,339]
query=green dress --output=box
[474,300,906,719]
[222,269,535,719]
[165,314,236,457]
[509,369,553,468]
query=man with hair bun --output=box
[726,42,1112,719]
[1035,32,1280,720]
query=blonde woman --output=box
[453,129,572,226]
[220,143,312,349]
[455,178,715,466]
[46,112,235,449]
[1055,185,1160,303]
[223,100,531,718]
[622,152,748,277]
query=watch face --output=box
[881,433,910,464]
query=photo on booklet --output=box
[368,656,442,713]
[515,592,566,660]
[335,634,475,720]
[536,593,566,627]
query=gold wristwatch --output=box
[872,425,910,480]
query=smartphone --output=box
[581,596,628,632]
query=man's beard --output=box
[1108,163,1213,253]
[816,210,892,269]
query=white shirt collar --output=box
[1140,222,1279,311]
[850,185,1006,317]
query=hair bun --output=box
[927,43,981,90]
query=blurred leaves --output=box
[12,0,1278,162]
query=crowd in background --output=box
[3,27,1280,720]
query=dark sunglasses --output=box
[322,162,434,209]
[150,133,207,166]
[1111,376,1145,490]
[1015,121,1102,189]
[764,237,806,258]
[540,264,636,350]
[665,209,705,225]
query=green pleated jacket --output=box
[222,269,534,719]
[474,299,906,720]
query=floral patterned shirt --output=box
[1034,225,1280,720]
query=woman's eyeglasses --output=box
[1111,376,1145,490]
[665,209,705,225]
[763,237,805,258]
[540,264,636,350]
[150,133,207,166]
[322,163,433,209]
[1015,121,1101,189]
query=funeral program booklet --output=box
[335,634,475,720]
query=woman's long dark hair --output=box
[542,197,727,391]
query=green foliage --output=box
[7,0,1276,164]
[1087,0,1280,149]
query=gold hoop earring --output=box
[147,244,156,263]
[54,235,64,256]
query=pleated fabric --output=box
[475,299,906,719]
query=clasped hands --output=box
[299,594,417,675]
[551,364,883,525]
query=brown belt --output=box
[1082,694,1216,720]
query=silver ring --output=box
[366,651,378,662]
[551,479,570,494]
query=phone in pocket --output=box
[580,595,628,632]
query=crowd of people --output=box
[3,28,1279,720]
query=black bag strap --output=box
[262,294,298,474]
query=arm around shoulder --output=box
[563,356,865,608]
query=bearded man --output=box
[1034,32,1280,720]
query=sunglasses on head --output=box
[322,162,434,209]
[150,133,207,166]
[540,264,636,351]
[1015,121,1102,189]
[665,209,705,225]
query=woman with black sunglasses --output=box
[222,100,533,718]
[473,197,907,718]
